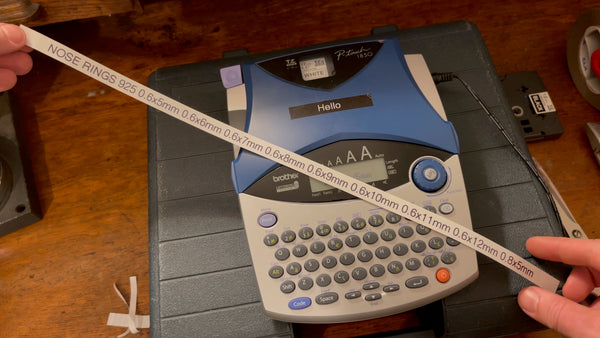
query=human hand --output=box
[518,236,600,337]
[0,23,33,92]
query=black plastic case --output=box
[147,21,569,337]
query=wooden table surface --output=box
[8,0,142,27]
[2,0,599,336]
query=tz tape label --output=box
[20,25,560,293]
[529,91,556,114]
[288,94,373,119]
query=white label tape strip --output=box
[20,25,560,292]
[107,276,149,337]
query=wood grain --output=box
[22,0,141,26]
[2,0,599,336]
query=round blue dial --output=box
[412,158,447,192]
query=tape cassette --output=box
[500,71,564,141]
[0,92,42,236]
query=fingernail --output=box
[0,25,24,46]
[519,287,540,315]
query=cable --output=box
[432,72,564,234]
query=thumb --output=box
[518,286,600,337]
[0,24,27,55]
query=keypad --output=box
[260,204,461,310]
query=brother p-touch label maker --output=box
[222,37,478,323]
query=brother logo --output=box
[273,173,300,182]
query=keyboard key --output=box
[328,238,343,251]
[405,258,421,271]
[275,248,290,261]
[269,265,284,279]
[293,244,308,257]
[416,224,431,235]
[286,262,302,275]
[441,251,457,264]
[288,297,311,310]
[334,271,350,284]
[315,292,339,305]
[316,274,332,287]
[386,212,401,224]
[398,226,414,238]
[380,229,396,241]
[304,259,319,272]
[375,246,391,259]
[340,252,355,265]
[333,220,349,233]
[411,240,426,253]
[368,214,384,227]
[280,280,295,293]
[263,234,279,246]
[428,237,444,250]
[393,243,409,256]
[281,230,296,243]
[345,291,362,299]
[363,231,378,244]
[310,241,325,254]
[405,276,429,289]
[258,212,277,228]
[365,293,382,301]
[363,282,380,290]
[383,284,400,292]
[446,237,461,246]
[436,268,451,283]
[351,217,367,230]
[298,227,314,240]
[423,255,439,267]
[439,202,454,215]
[352,267,368,280]
[370,264,385,277]
[357,249,373,262]
[316,224,331,236]
[387,261,403,274]
[345,235,361,248]
[298,277,314,290]
[424,205,437,213]
[322,256,337,269]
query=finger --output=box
[518,286,600,337]
[563,266,597,302]
[526,237,600,271]
[0,51,33,75]
[0,23,27,55]
[0,68,17,92]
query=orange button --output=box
[436,268,450,283]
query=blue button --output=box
[412,158,447,192]
[289,297,312,310]
[257,212,277,228]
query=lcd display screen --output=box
[309,158,388,193]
